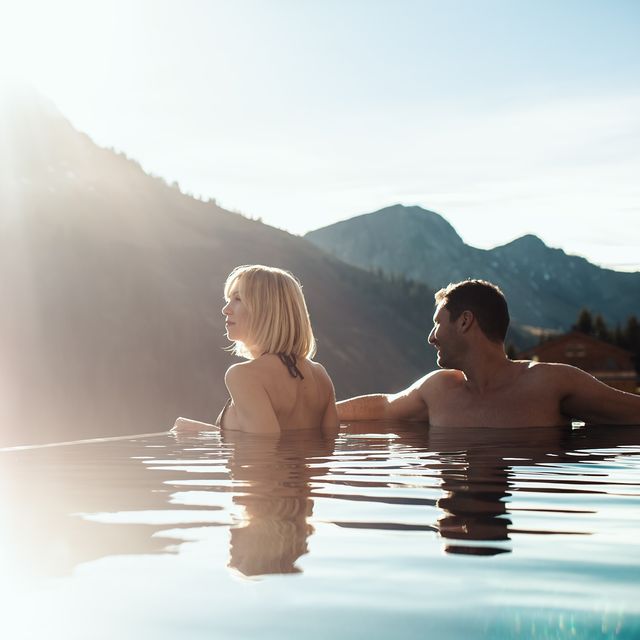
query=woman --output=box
[214,264,338,435]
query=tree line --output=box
[356,265,640,373]
[573,308,639,351]
[572,308,640,371]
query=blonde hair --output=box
[224,265,316,360]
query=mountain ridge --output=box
[0,92,437,447]
[306,204,639,331]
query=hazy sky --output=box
[1,0,639,269]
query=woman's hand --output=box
[171,416,216,432]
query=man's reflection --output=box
[340,423,640,556]
[427,427,570,555]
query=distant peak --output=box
[371,203,463,239]
[374,203,441,217]
[306,202,464,244]
[505,234,547,249]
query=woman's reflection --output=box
[221,428,335,577]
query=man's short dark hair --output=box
[435,280,509,343]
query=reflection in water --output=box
[429,427,570,556]
[435,447,513,556]
[2,424,639,640]
[221,429,334,577]
[0,436,182,578]
[1,424,639,578]
[334,423,640,557]
[428,425,640,556]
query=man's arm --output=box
[559,364,640,424]
[337,374,432,422]
[337,394,392,421]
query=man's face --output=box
[427,303,460,369]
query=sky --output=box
[1,0,639,270]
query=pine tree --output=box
[593,314,610,342]
[625,315,640,350]
[574,308,593,334]
[624,316,640,374]
[614,324,624,349]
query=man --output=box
[337,279,640,427]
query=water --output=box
[2,423,640,639]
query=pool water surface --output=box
[2,423,639,639]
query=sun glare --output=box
[0,0,120,95]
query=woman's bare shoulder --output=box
[224,360,261,386]
[306,359,334,383]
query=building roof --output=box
[518,331,634,360]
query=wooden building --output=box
[518,331,638,393]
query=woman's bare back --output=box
[218,354,337,434]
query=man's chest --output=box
[426,385,568,428]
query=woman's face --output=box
[222,280,251,344]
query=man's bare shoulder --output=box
[514,360,568,371]
[410,369,466,401]
[418,368,466,389]
[513,360,586,383]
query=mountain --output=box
[0,89,436,447]
[306,204,640,332]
